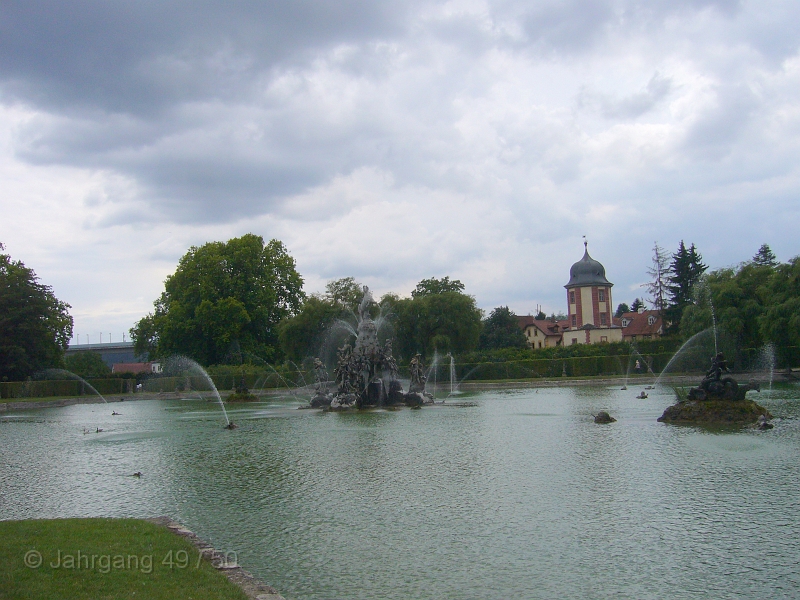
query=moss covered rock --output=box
[226,391,258,402]
[658,398,771,425]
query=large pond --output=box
[2,384,799,599]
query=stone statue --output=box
[704,352,730,383]
[334,344,355,394]
[381,340,398,379]
[409,354,426,393]
[314,358,329,392]
[686,352,758,402]
[310,357,333,408]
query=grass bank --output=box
[0,518,249,600]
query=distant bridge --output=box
[65,341,143,368]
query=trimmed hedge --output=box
[0,378,134,399]
[3,344,797,399]
[451,352,677,381]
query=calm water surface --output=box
[2,384,799,599]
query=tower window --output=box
[572,315,577,326]
[570,291,575,304]
[598,289,605,302]
[600,313,607,325]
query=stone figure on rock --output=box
[658,352,770,426]
[310,357,333,408]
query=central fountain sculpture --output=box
[309,287,432,409]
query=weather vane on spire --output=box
[582,235,587,250]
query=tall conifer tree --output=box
[665,241,707,333]
[752,243,777,267]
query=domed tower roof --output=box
[565,242,612,289]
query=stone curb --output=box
[146,517,285,600]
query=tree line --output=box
[2,234,798,380]
[679,244,799,365]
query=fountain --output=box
[162,356,232,428]
[447,353,456,397]
[657,351,770,426]
[223,364,259,403]
[240,351,310,404]
[653,328,717,388]
[38,369,108,404]
[309,287,432,409]
[757,342,776,394]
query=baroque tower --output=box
[563,241,622,345]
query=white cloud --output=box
[1,0,800,340]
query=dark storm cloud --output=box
[2,0,798,229]
[1,1,433,222]
[0,1,414,115]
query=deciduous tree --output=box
[324,277,364,312]
[758,257,800,352]
[64,351,111,378]
[278,296,343,362]
[411,276,465,298]
[644,242,669,312]
[0,244,73,380]
[131,234,303,365]
[479,307,528,350]
[393,280,482,358]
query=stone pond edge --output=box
[146,516,285,600]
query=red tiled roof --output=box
[618,310,663,337]
[516,316,565,337]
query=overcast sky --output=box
[1,0,799,345]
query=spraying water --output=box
[699,282,719,356]
[261,363,308,403]
[653,328,716,387]
[758,342,776,394]
[449,353,456,396]
[39,369,108,403]
[288,361,310,389]
[165,356,230,427]
[710,304,718,356]
[426,351,439,399]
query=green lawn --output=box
[0,518,249,600]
